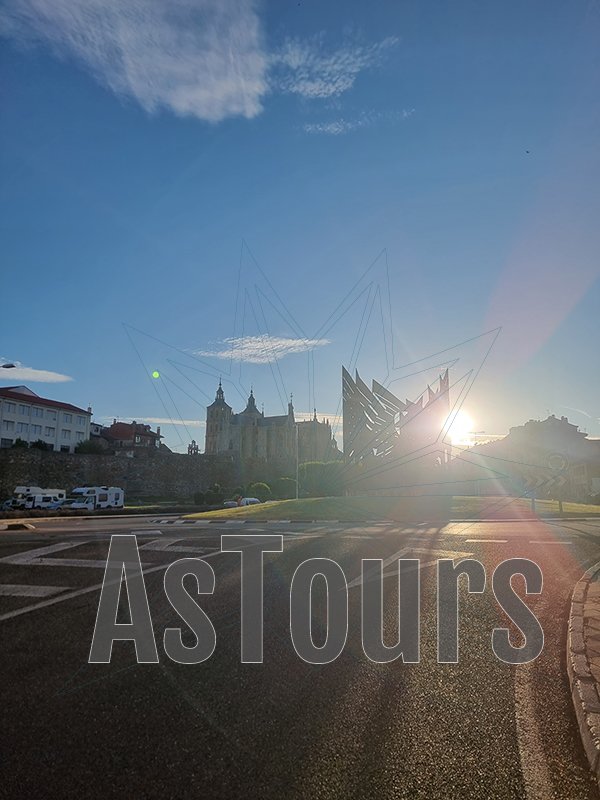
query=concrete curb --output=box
[567,560,600,787]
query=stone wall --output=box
[0,448,236,500]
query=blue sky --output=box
[1,0,599,451]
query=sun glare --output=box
[448,409,475,447]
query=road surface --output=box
[2,515,599,799]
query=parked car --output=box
[240,497,261,506]
[223,500,238,508]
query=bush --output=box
[247,482,272,502]
[205,489,224,505]
[271,477,297,499]
[75,438,105,454]
[193,491,205,505]
[11,438,28,449]
[298,461,345,497]
[30,439,50,451]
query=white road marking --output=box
[130,529,163,536]
[139,538,212,554]
[0,584,71,598]
[347,547,473,588]
[466,539,508,543]
[0,541,148,568]
[0,546,223,622]
[529,541,573,545]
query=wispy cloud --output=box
[0,360,72,383]
[303,107,414,136]
[271,34,397,99]
[195,335,330,364]
[0,3,397,122]
[0,0,268,122]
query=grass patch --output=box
[184,495,600,522]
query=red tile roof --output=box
[104,421,161,441]
[0,386,90,415]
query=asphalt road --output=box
[2,515,600,799]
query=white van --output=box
[65,486,125,510]
[24,494,65,510]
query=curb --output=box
[567,560,600,787]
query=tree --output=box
[11,438,28,449]
[298,461,345,497]
[271,477,297,499]
[205,483,224,505]
[75,438,105,454]
[248,482,272,502]
[29,439,50,451]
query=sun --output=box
[448,409,475,447]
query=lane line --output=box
[466,538,508,543]
[529,541,573,545]
[0,584,71,598]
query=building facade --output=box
[0,385,91,453]
[204,382,339,464]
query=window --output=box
[76,431,84,441]
[19,405,29,416]
[2,420,14,432]
[46,410,56,420]
[1,438,13,448]
[60,446,69,453]
[4,402,16,413]
[31,425,42,436]
[44,426,55,437]
[76,415,86,426]
[62,429,71,440]
[16,422,28,434]
[32,407,44,418]
[63,413,72,423]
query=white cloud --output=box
[303,116,371,136]
[304,107,414,136]
[0,0,268,122]
[195,335,330,364]
[271,34,397,99]
[0,361,72,383]
[0,4,398,122]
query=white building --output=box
[0,385,91,453]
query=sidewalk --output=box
[567,561,600,788]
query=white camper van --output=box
[12,486,66,510]
[65,486,125,511]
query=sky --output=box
[1,0,599,452]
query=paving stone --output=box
[575,679,600,714]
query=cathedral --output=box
[204,381,340,463]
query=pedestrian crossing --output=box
[0,524,590,611]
